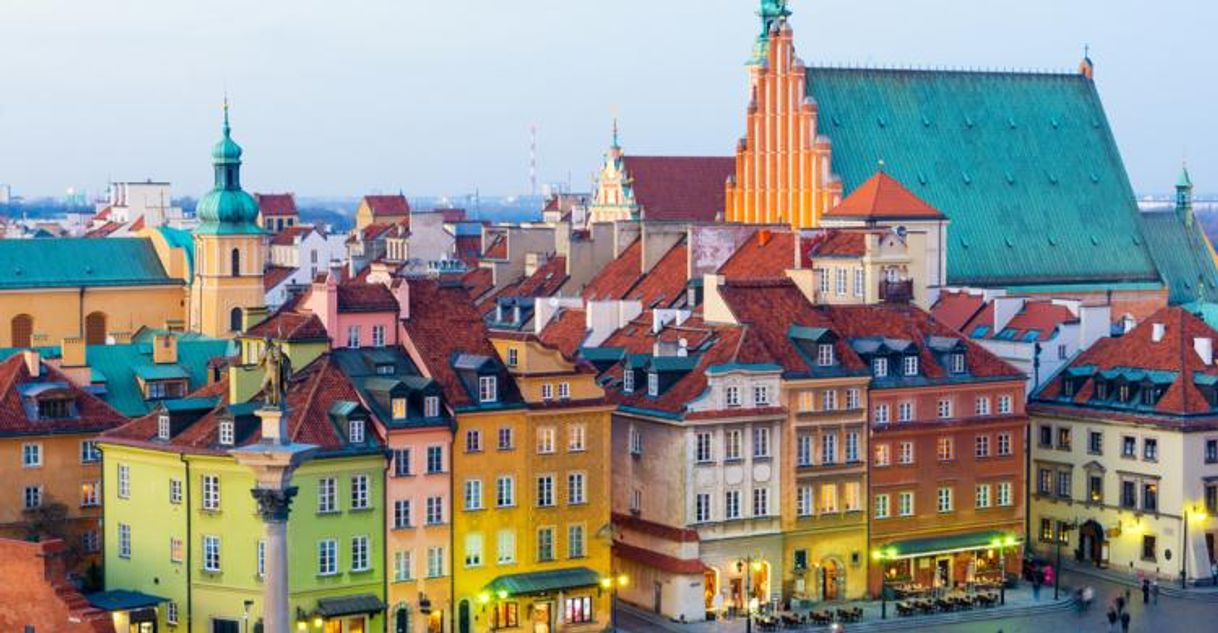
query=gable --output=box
[806,67,1161,287]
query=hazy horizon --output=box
[2,0,1214,199]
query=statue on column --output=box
[258,337,292,409]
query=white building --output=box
[265,226,347,309]
[100,181,185,227]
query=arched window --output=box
[10,314,33,348]
[231,248,241,277]
[84,311,107,345]
[229,307,243,333]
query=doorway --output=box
[1079,520,1105,565]
[458,600,470,633]
[934,558,951,588]
[823,560,842,601]
[532,602,552,633]
[654,581,663,614]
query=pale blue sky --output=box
[1,0,1212,198]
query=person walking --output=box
[1210,561,1217,586]
[1120,610,1131,633]
[1151,578,1159,605]
[1141,578,1150,604]
[1106,608,1118,633]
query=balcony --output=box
[879,280,913,304]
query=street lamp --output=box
[738,555,764,633]
[871,547,898,619]
[990,534,1017,606]
[600,573,628,631]
[1054,521,1077,600]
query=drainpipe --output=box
[180,454,193,631]
[79,286,86,337]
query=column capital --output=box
[251,486,299,522]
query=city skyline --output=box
[2,0,1214,198]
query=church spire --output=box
[1177,162,1194,226]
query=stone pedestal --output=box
[230,407,318,633]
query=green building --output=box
[99,354,387,633]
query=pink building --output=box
[302,271,408,348]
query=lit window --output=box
[464,533,483,567]
[537,427,556,454]
[937,437,954,461]
[392,398,407,419]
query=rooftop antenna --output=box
[529,123,539,198]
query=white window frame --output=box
[317,538,337,576]
[478,375,498,403]
[202,474,220,511]
[464,479,483,511]
[203,535,221,572]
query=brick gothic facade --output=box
[0,538,113,632]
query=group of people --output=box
[1105,592,1132,633]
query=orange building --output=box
[0,350,126,579]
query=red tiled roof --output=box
[612,512,699,542]
[626,242,689,309]
[256,193,298,217]
[357,222,398,242]
[270,225,315,246]
[128,216,145,231]
[622,156,735,222]
[462,267,495,302]
[825,171,946,221]
[0,354,127,437]
[94,207,112,221]
[539,308,588,359]
[992,301,1077,343]
[264,265,297,291]
[803,230,867,260]
[245,310,329,342]
[455,235,482,264]
[84,221,122,238]
[718,230,796,280]
[514,256,568,297]
[363,194,411,218]
[930,291,988,333]
[614,541,707,575]
[603,318,741,415]
[583,239,642,301]
[402,279,499,407]
[1034,307,1218,417]
[436,208,466,223]
[337,282,398,313]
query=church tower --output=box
[725,0,842,229]
[1176,163,1194,227]
[189,102,266,337]
[586,119,639,225]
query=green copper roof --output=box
[195,104,262,235]
[86,338,233,416]
[156,226,195,276]
[1137,210,1218,304]
[0,238,178,290]
[1178,165,1193,189]
[806,67,1161,287]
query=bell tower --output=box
[190,101,267,337]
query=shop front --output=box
[308,594,386,633]
[700,535,784,619]
[872,530,1021,598]
[85,590,167,633]
[480,567,606,633]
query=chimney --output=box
[758,229,772,246]
[393,280,410,320]
[22,349,40,377]
[1152,322,1166,343]
[61,336,86,368]
[1196,337,1214,365]
[153,334,178,364]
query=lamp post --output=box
[990,534,1017,606]
[738,555,764,633]
[600,573,628,631]
[871,548,897,619]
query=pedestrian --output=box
[1141,578,1150,604]
[1106,608,1118,633]
[1151,578,1159,605]
[1211,561,1217,586]
[1083,585,1094,611]
[1115,594,1126,614]
[1032,572,1042,601]
[1120,610,1131,633]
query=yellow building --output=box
[188,105,267,337]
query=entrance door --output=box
[458,600,470,633]
[212,619,240,633]
[935,558,951,588]
[654,581,663,614]
[532,602,552,633]
[346,617,365,633]
[823,561,840,601]
[1079,520,1104,564]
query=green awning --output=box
[878,530,1020,560]
[316,594,386,618]
[85,590,167,611]
[485,567,600,596]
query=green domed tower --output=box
[190,101,267,337]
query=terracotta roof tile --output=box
[539,308,588,358]
[718,230,796,280]
[622,156,734,222]
[269,225,316,246]
[256,193,298,217]
[0,354,127,437]
[625,242,689,309]
[403,279,501,407]
[824,171,945,221]
[582,239,642,301]
[989,301,1077,342]
[930,291,988,332]
[514,256,568,297]
[803,230,867,260]
[263,265,297,291]
[363,194,411,218]
[336,282,398,313]
[462,267,495,301]
[245,310,329,342]
[483,234,507,260]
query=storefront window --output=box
[492,602,519,629]
[564,596,593,624]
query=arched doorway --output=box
[822,559,845,601]
[84,311,107,345]
[231,248,241,277]
[229,307,243,333]
[457,600,470,633]
[393,606,410,633]
[1079,519,1105,565]
[10,314,32,348]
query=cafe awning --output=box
[877,530,1020,560]
[485,567,601,596]
[85,590,167,611]
[316,594,386,618]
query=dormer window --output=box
[817,344,835,367]
[873,357,889,378]
[392,397,407,420]
[158,414,171,440]
[1095,380,1109,400]
[1118,384,1130,403]
[1063,378,1077,397]
[1141,387,1155,407]
[479,376,498,403]
[424,396,440,418]
[349,419,366,443]
[647,372,659,397]
[903,356,919,377]
[622,369,634,394]
[218,421,235,446]
[375,363,394,376]
[754,385,770,406]
[950,353,966,374]
[37,397,72,420]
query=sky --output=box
[1,0,1214,199]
